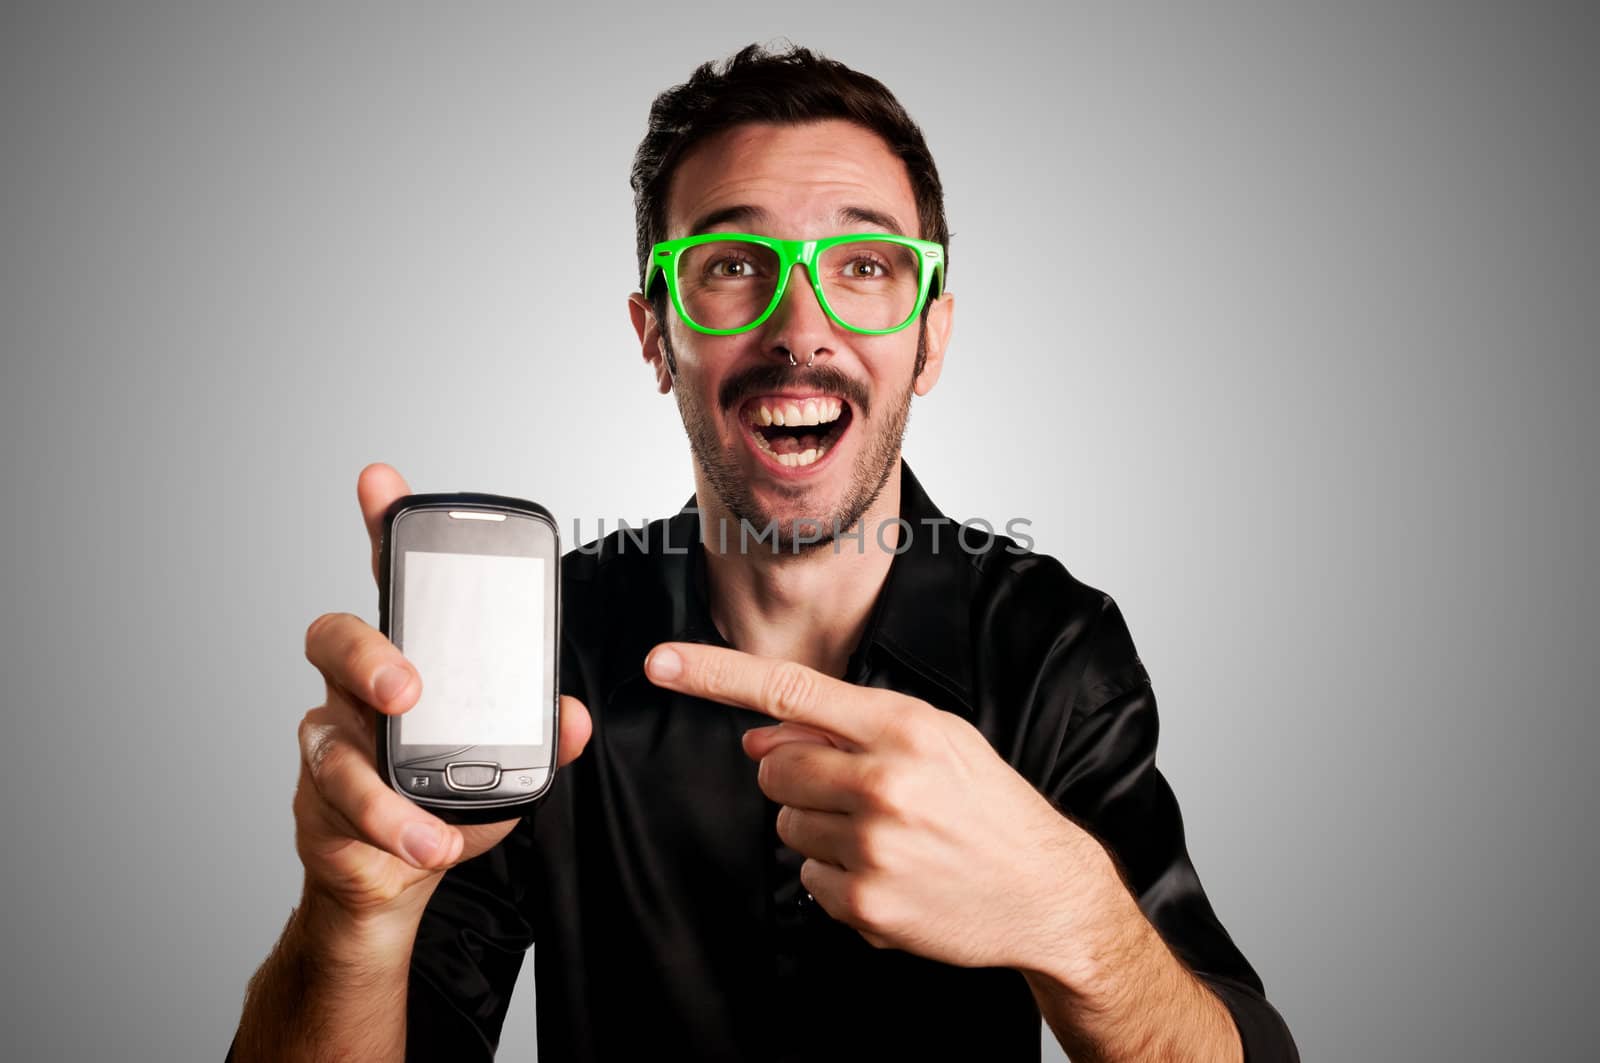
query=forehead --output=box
[665,118,920,239]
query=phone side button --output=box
[401,769,444,795]
[444,762,501,791]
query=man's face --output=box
[634,118,952,551]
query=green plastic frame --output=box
[645,232,946,336]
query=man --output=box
[231,44,1299,1061]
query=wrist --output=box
[297,875,440,973]
[1012,839,1245,1062]
[1016,842,1151,999]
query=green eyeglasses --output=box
[645,232,946,336]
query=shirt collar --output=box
[659,459,976,715]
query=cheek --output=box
[858,338,921,400]
[668,346,739,428]
[667,325,743,375]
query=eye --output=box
[841,254,891,279]
[706,254,761,279]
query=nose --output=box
[761,263,833,367]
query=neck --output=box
[693,459,904,679]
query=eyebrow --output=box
[687,204,771,235]
[684,204,911,237]
[837,205,908,235]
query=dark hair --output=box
[630,42,950,297]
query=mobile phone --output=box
[375,492,561,824]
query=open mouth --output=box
[740,395,853,469]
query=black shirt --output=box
[398,461,1297,1060]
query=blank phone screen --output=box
[398,550,546,747]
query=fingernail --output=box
[648,646,682,681]
[373,664,410,706]
[399,822,443,867]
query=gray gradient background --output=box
[2,3,1594,1060]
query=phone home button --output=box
[444,762,501,791]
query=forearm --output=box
[1022,928,1242,1062]
[232,881,437,1063]
[1015,854,1242,1063]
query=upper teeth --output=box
[747,397,844,427]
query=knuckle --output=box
[698,651,738,699]
[851,881,894,933]
[838,877,872,923]
[304,611,348,660]
[859,762,903,813]
[341,640,383,691]
[882,711,923,750]
[306,728,363,794]
[763,662,816,719]
[941,710,977,740]
[785,743,820,779]
[920,710,965,751]
[312,731,348,783]
[854,825,886,869]
[298,704,331,740]
[298,716,335,775]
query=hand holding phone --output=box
[292,464,591,921]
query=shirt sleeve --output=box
[1043,594,1301,1063]
[404,816,539,1059]
[220,821,536,1063]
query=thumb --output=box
[358,462,414,587]
[556,695,593,767]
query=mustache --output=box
[718,363,870,418]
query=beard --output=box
[667,324,924,557]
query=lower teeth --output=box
[754,431,831,467]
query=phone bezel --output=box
[375,492,561,824]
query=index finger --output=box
[357,462,413,586]
[644,642,901,749]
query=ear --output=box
[628,292,673,395]
[913,290,954,397]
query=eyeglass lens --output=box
[677,240,922,331]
